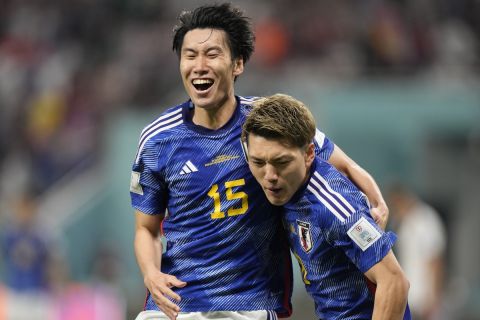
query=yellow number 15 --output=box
[207,179,249,219]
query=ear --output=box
[233,57,244,77]
[305,143,315,168]
[241,139,249,162]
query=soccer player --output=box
[242,94,411,320]
[130,3,389,320]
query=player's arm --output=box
[328,145,389,229]
[134,210,186,320]
[364,250,409,320]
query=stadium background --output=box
[0,0,479,319]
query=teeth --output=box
[193,79,213,85]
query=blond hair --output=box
[242,94,316,148]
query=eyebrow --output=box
[271,155,293,162]
[182,45,223,54]
[249,154,293,162]
[249,156,265,162]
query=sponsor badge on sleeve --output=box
[130,171,144,195]
[347,217,381,251]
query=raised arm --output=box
[364,250,409,320]
[134,210,186,320]
[328,145,389,229]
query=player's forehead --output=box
[182,28,230,51]
[248,135,298,159]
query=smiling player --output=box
[131,3,391,320]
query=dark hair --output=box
[242,94,317,148]
[172,3,255,63]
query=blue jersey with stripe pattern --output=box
[130,96,334,314]
[284,157,410,319]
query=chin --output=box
[267,197,287,206]
[191,97,217,110]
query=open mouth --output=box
[192,79,214,92]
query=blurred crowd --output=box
[0,0,479,198]
[255,0,479,77]
[0,0,479,319]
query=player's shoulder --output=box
[134,101,187,161]
[311,160,362,198]
[307,158,368,221]
[144,102,186,130]
[238,95,262,106]
[312,157,341,179]
[237,96,263,118]
[307,159,348,204]
[140,101,187,140]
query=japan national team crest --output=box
[297,220,313,253]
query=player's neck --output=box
[192,95,237,130]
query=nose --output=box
[264,164,278,183]
[193,55,208,74]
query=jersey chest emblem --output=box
[297,220,313,253]
[205,154,240,166]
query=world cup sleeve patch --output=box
[130,171,144,195]
[347,217,381,251]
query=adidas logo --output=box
[180,160,198,175]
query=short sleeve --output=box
[130,140,167,215]
[324,211,396,273]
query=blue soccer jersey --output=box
[130,96,334,315]
[284,157,410,319]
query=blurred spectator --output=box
[0,190,126,319]
[0,189,58,319]
[254,17,289,68]
[1,190,53,292]
[388,183,447,320]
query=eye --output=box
[182,50,197,59]
[207,51,220,58]
[251,159,265,167]
[206,48,222,59]
[273,160,290,168]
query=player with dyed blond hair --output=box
[243,94,411,319]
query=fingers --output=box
[169,277,187,288]
[152,292,180,320]
[163,284,182,302]
[370,207,387,230]
[146,273,187,320]
[163,275,187,301]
